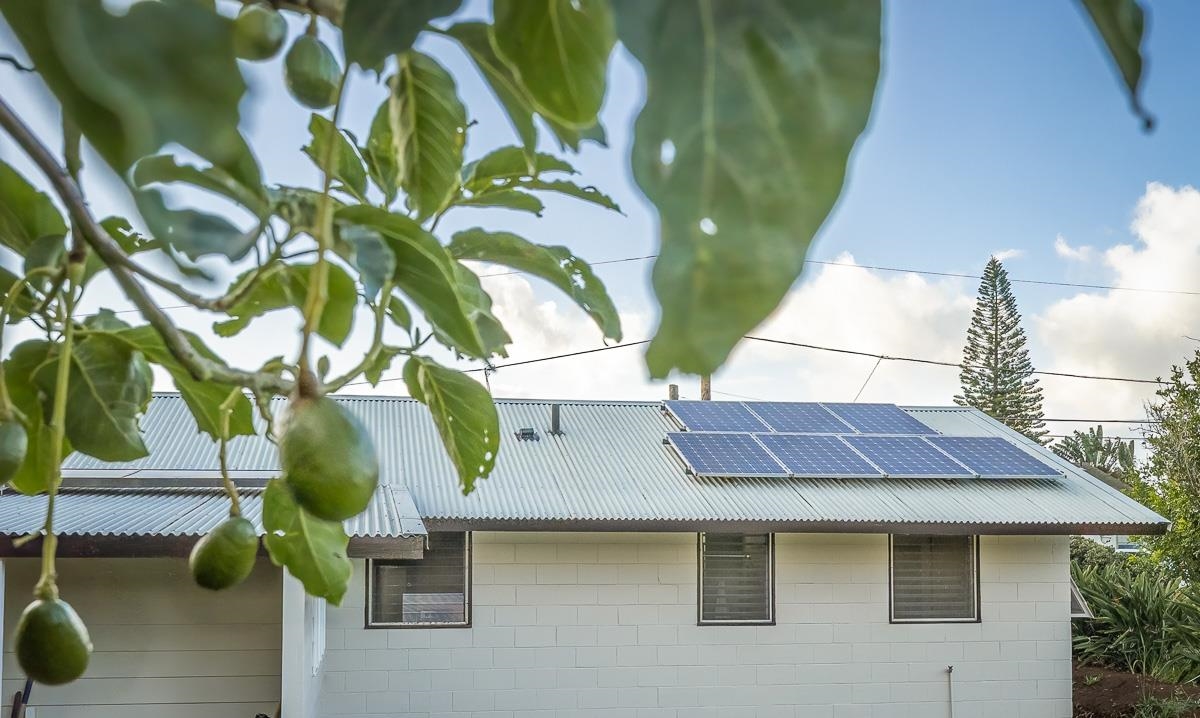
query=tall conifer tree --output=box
[955,257,1048,443]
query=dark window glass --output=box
[699,533,773,624]
[370,533,469,626]
[891,535,977,622]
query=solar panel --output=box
[666,432,788,477]
[927,436,1062,478]
[842,436,973,478]
[744,402,854,433]
[755,434,883,478]
[822,403,937,435]
[664,401,770,432]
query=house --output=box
[0,394,1166,718]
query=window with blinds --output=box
[368,532,470,627]
[890,534,978,622]
[699,533,774,624]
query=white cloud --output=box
[993,248,1024,262]
[1054,234,1093,262]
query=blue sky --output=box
[2,1,1199,435]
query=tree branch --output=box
[0,95,294,396]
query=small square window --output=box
[368,532,470,628]
[890,534,978,623]
[698,533,774,625]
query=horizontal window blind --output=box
[700,533,773,624]
[371,532,468,626]
[891,535,976,621]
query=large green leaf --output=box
[3,340,67,495]
[214,263,357,347]
[389,52,467,221]
[491,0,615,128]
[338,223,396,300]
[456,189,545,216]
[132,154,268,216]
[0,161,68,255]
[461,147,576,194]
[262,478,352,605]
[303,115,369,203]
[403,355,498,494]
[445,263,511,358]
[362,100,400,205]
[450,229,621,341]
[34,334,153,462]
[1079,0,1152,129]
[443,22,538,165]
[2,0,247,173]
[135,190,258,262]
[615,1,881,377]
[342,0,463,71]
[522,179,620,213]
[109,326,254,440]
[336,206,485,357]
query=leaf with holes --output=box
[1079,0,1152,129]
[522,179,620,213]
[461,146,576,194]
[262,478,352,605]
[450,229,620,341]
[389,52,467,220]
[456,190,545,216]
[492,0,615,128]
[614,0,881,377]
[404,355,499,494]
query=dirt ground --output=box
[1074,662,1200,718]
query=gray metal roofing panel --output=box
[0,485,423,538]
[51,394,1168,532]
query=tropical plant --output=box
[0,0,1155,685]
[1054,425,1138,482]
[954,257,1049,443]
[1129,352,1200,582]
[1073,563,1200,685]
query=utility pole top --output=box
[700,375,711,401]
[668,384,679,400]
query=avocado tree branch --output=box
[0,95,295,395]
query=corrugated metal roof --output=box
[0,485,424,538]
[42,394,1169,534]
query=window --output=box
[698,533,774,624]
[1070,577,1093,619]
[368,532,470,627]
[890,535,978,623]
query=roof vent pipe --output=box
[549,404,563,436]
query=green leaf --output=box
[443,22,539,164]
[135,190,258,262]
[214,263,357,347]
[545,116,608,152]
[444,263,511,358]
[389,52,467,221]
[2,0,248,173]
[522,179,620,213]
[456,189,544,216]
[387,296,412,330]
[81,216,162,286]
[268,186,345,239]
[342,0,463,71]
[450,229,621,341]
[363,345,404,386]
[1079,0,1153,130]
[3,340,67,495]
[403,355,498,494]
[362,100,400,205]
[491,0,615,128]
[462,146,576,194]
[0,269,38,323]
[109,326,254,440]
[132,154,268,216]
[614,0,881,377]
[262,478,352,605]
[23,235,67,292]
[82,309,131,332]
[0,160,68,256]
[34,334,153,462]
[336,206,485,357]
[303,115,369,203]
[339,223,396,299]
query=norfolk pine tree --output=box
[955,257,1049,443]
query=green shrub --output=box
[1071,536,1129,571]
[1073,563,1200,684]
[1133,695,1200,718]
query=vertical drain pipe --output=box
[946,665,955,718]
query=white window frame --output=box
[366,532,472,629]
[697,532,776,626]
[889,534,980,624]
[1070,577,1093,619]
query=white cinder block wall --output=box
[321,533,1071,718]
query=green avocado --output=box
[284,35,341,109]
[0,420,27,486]
[189,516,259,590]
[15,598,92,685]
[234,3,287,61]
[280,396,378,521]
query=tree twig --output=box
[0,95,294,395]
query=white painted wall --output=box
[321,532,1072,718]
[284,572,328,718]
[2,557,281,718]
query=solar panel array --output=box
[662,401,1064,480]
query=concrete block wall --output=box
[321,532,1072,718]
